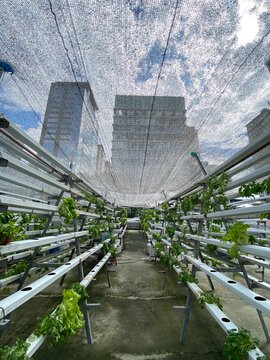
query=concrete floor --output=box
[1,230,270,359]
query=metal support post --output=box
[198,185,215,291]
[179,287,193,344]
[105,265,111,288]
[17,247,40,290]
[82,303,101,344]
[190,151,207,176]
[238,256,270,343]
[179,241,201,343]
[79,202,91,231]
[199,251,215,291]
[59,248,75,286]
[186,219,194,235]
[75,238,84,280]
[73,217,93,345]
[42,190,65,236]
[83,302,94,344]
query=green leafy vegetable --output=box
[239,178,270,197]
[222,222,249,259]
[178,268,199,285]
[3,261,29,279]
[206,244,218,254]
[71,282,89,301]
[161,202,169,211]
[35,288,84,346]
[197,291,223,310]
[170,242,186,256]
[203,173,230,213]
[0,213,26,245]
[165,226,175,240]
[152,233,161,241]
[103,242,117,257]
[154,241,165,257]
[58,198,78,224]
[160,254,178,269]
[88,221,105,239]
[0,338,31,360]
[224,328,259,360]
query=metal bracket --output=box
[173,306,187,312]
[0,205,8,212]
[85,303,101,310]
[0,307,10,335]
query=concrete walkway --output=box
[34,230,225,359]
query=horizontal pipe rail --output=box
[0,242,107,319]
[188,233,270,259]
[26,239,120,357]
[173,265,264,359]
[226,164,270,192]
[185,255,270,317]
[0,118,98,197]
[0,119,75,176]
[0,171,50,194]
[207,204,270,219]
[0,231,89,255]
[173,126,270,199]
[228,152,270,177]
[0,190,49,203]
[0,152,71,191]
[0,135,51,173]
[0,194,58,212]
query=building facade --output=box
[246,108,270,166]
[40,82,100,176]
[111,95,199,196]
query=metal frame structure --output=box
[146,134,270,359]
[0,125,125,358]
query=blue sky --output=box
[0,0,269,205]
[3,108,40,131]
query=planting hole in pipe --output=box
[221,318,230,323]
[210,270,217,272]
[21,287,32,291]
[254,296,267,301]
[227,280,236,284]
[48,272,56,275]
[65,263,71,265]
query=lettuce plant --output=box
[35,288,84,346]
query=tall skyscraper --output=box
[246,108,270,167]
[40,82,100,176]
[111,95,199,195]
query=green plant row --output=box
[179,172,230,215]
[0,212,27,245]
[178,268,199,285]
[0,282,88,359]
[239,177,270,197]
[1,261,29,279]
[83,192,106,214]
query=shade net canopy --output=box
[0,0,269,207]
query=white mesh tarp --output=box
[0,0,269,206]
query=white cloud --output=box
[236,0,260,46]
